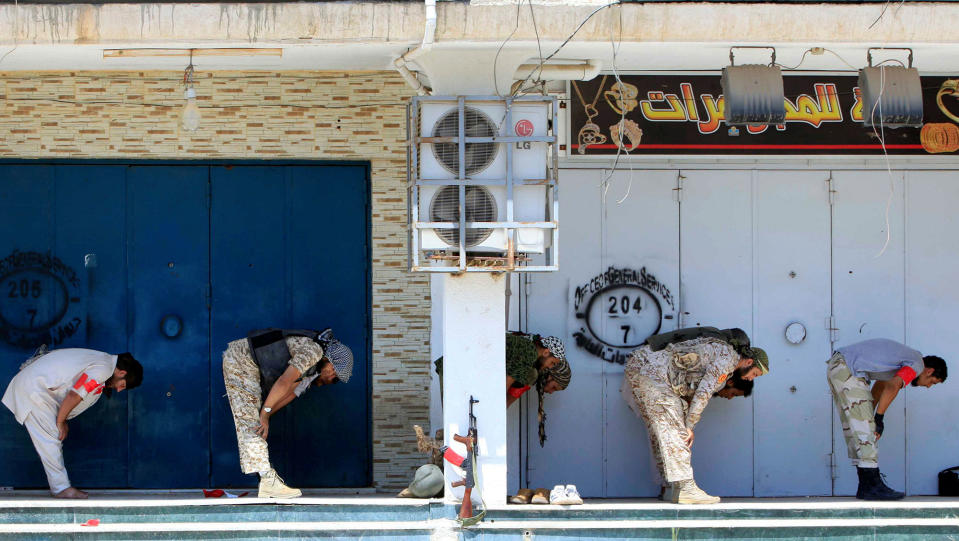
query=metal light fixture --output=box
[181,53,201,132]
[721,47,785,126]
[858,48,923,129]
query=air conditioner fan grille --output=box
[429,185,497,247]
[431,107,499,176]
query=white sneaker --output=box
[549,484,568,505]
[563,484,583,505]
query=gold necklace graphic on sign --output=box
[604,81,639,115]
[937,79,959,124]
[610,119,643,151]
[572,75,608,154]
[921,123,959,154]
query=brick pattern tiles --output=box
[0,70,430,490]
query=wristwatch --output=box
[263,407,272,413]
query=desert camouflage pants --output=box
[623,367,693,483]
[223,342,271,474]
[827,352,878,468]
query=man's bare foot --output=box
[53,487,88,499]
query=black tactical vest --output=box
[247,328,324,399]
[645,326,751,355]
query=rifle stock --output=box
[459,487,474,518]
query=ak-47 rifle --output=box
[441,395,486,527]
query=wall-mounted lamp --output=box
[181,52,201,132]
[721,47,785,126]
[858,48,923,129]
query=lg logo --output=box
[514,119,534,137]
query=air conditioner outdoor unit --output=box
[418,101,549,253]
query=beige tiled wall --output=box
[0,70,430,490]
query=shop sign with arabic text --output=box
[569,73,959,155]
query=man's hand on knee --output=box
[683,428,695,448]
[57,420,68,441]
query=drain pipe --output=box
[513,59,603,82]
[394,0,436,95]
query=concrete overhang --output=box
[0,2,956,73]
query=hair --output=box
[116,353,144,390]
[713,372,754,398]
[923,355,947,382]
[732,374,754,397]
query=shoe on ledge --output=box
[258,469,302,499]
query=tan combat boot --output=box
[258,469,302,499]
[674,479,719,504]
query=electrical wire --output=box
[779,48,861,72]
[868,0,906,29]
[874,58,906,68]
[600,2,634,205]
[867,65,895,259]
[511,0,622,97]
[492,1,523,98]
[0,0,19,66]
[510,0,548,97]
[778,49,812,71]
[528,0,545,92]
[822,48,860,71]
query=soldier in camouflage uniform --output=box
[222,330,353,499]
[435,332,569,408]
[622,332,768,504]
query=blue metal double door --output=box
[0,163,370,489]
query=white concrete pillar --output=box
[441,272,506,508]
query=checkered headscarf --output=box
[317,329,354,383]
[324,339,354,383]
[540,336,567,363]
[536,356,573,447]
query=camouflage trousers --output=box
[222,342,271,474]
[826,352,879,468]
[622,366,694,483]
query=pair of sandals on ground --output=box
[510,484,583,505]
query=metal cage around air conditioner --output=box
[407,95,559,273]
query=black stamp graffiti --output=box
[572,266,675,364]
[0,250,82,349]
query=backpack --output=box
[939,466,959,496]
[246,328,331,399]
[645,326,751,356]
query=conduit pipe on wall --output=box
[513,59,603,82]
[393,0,436,95]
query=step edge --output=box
[2,517,959,533]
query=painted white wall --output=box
[511,164,959,498]
[429,276,444,437]
[830,170,907,494]
[441,273,507,507]
[905,171,959,495]
[681,170,755,496]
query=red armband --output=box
[896,366,917,386]
[73,373,102,394]
[507,385,531,398]
[443,447,465,467]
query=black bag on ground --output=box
[939,466,959,496]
